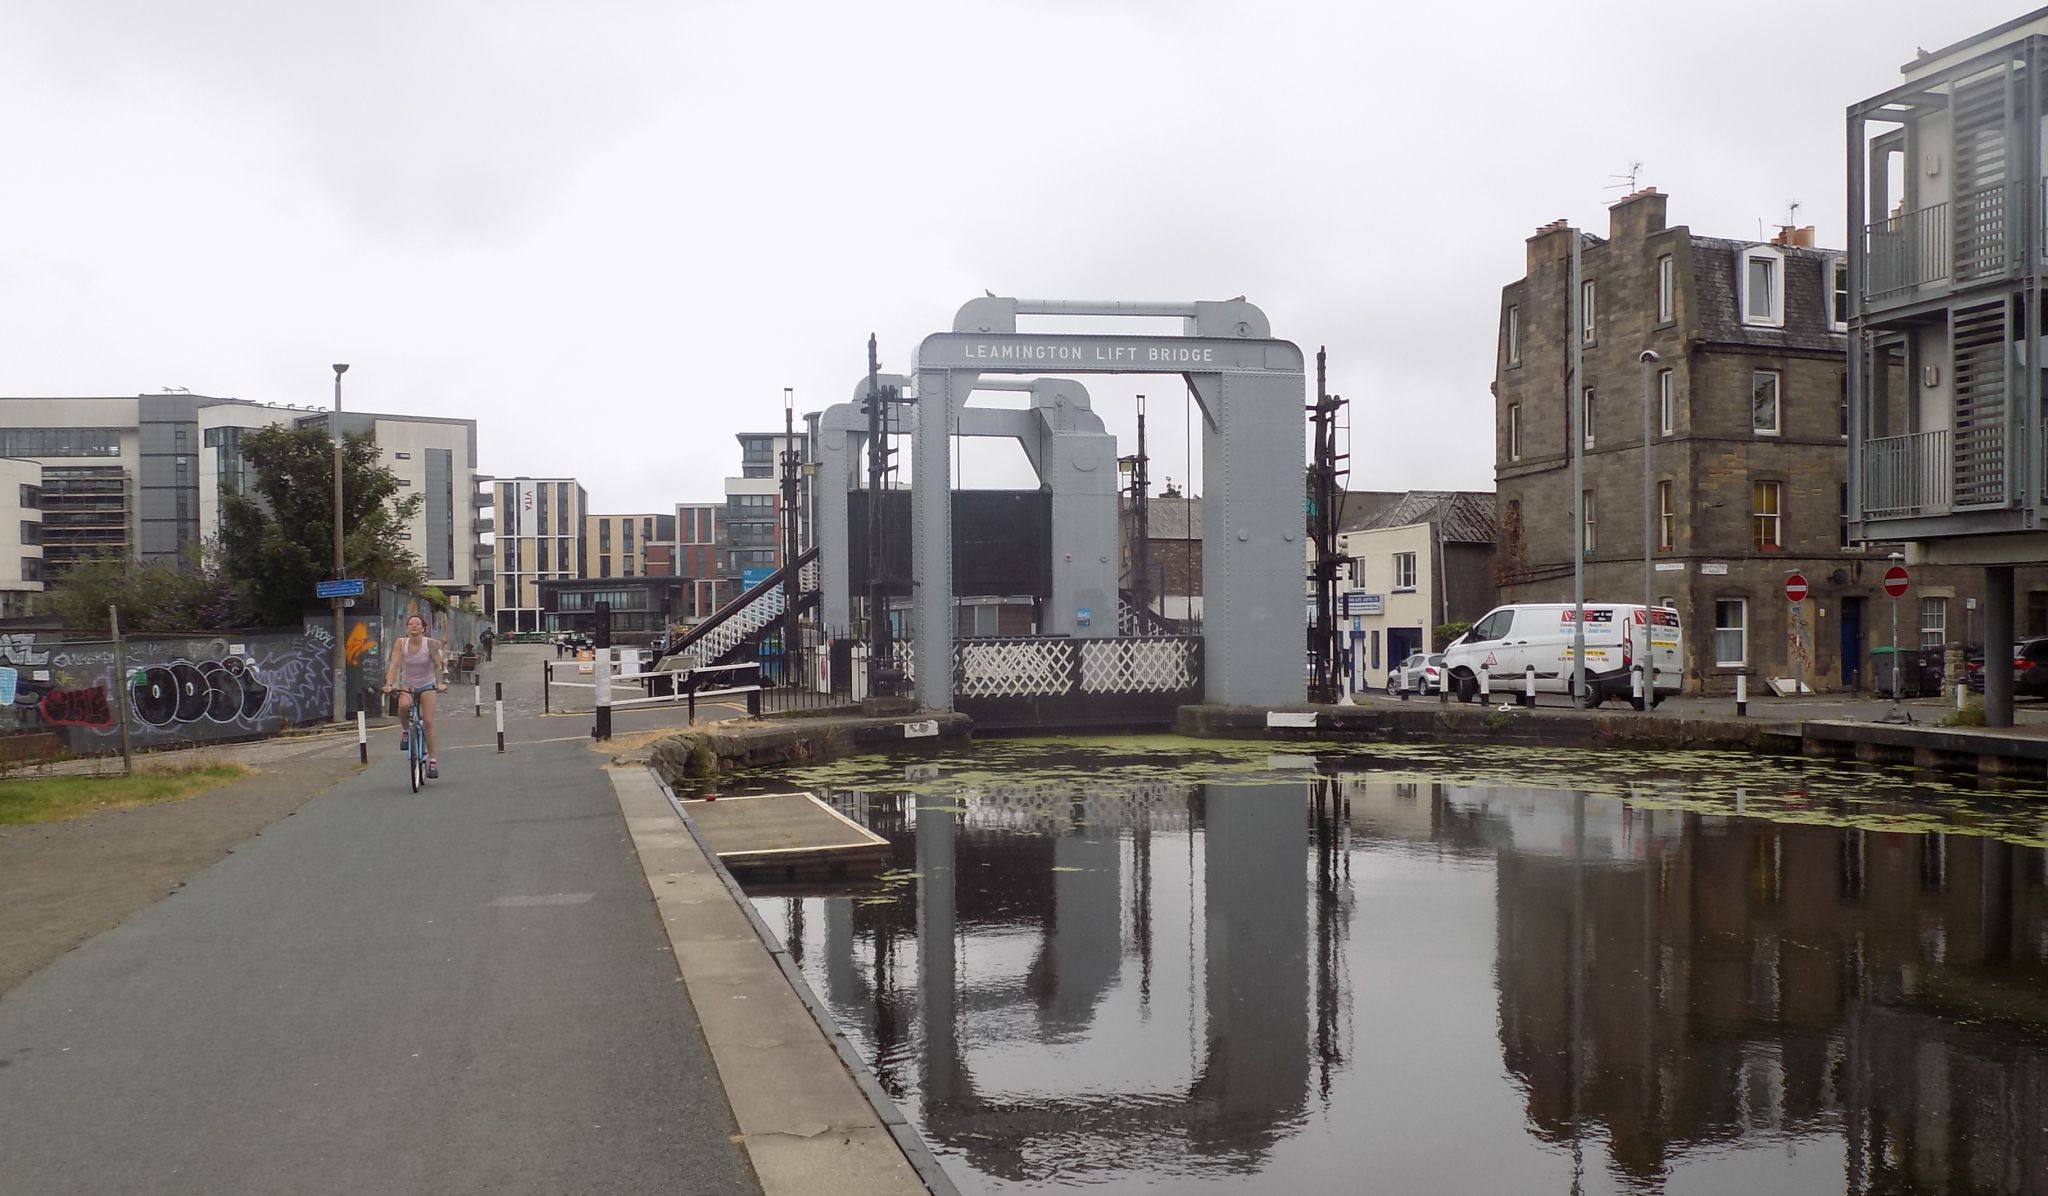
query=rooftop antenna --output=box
[1604,161,1644,192]
[1786,199,1802,227]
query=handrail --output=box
[653,545,819,666]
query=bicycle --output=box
[393,685,438,793]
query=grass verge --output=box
[0,761,251,825]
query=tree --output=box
[39,550,242,634]
[218,424,425,626]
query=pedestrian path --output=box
[0,725,760,1194]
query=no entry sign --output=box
[1883,564,1910,598]
[1784,573,1808,603]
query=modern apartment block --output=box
[675,501,725,620]
[725,430,809,585]
[0,393,262,574]
[1848,10,2048,723]
[196,404,486,599]
[1494,189,2011,694]
[491,477,587,632]
[0,459,44,615]
[584,512,676,579]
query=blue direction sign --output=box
[316,578,367,599]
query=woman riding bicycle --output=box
[383,613,448,779]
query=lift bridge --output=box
[652,297,1306,730]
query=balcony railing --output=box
[1862,428,1951,519]
[1864,203,1951,300]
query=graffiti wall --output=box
[0,626,337,756]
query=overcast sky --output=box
[1,0,2029,514]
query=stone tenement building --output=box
[1493,189,2029,694]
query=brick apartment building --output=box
[1494,189,2033,694]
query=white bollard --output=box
[1478,670,1490,707]
[1632,665,1644,709]
[474,679,481,718]
[1524,666,1536,707]
[1735,672,1748,717]
[1956,683,1966,710]
[495,698,505,753]
[356,710,367,764]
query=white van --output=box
[1441,603,1682,706]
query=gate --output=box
[952,635,1202,730]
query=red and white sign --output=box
[1784,573,1809,603]
[1883,564,1910,598]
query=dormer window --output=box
[1740,246,1785,328]
[1827,255,1849,331]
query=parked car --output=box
[1973,638,2048,697]
[2020,638,2048,696]
[1386,652,1444,696]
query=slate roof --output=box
[1337,490,1406,534]
[1140,495,1202,538]
[1350,490,1497,544]
[1690,236,1845,354]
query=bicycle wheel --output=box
[408,722,422,793]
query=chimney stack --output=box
[1608,186,1668,241]
[1771,225,1816,248]
[1527,219,1574,273]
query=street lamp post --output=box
[331,363,349,725]
[1569,232,1586,709]
[1640,350,1659,711]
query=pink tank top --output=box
[398,637,437,689]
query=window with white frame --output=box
[1507,403,1521,461]
[1393,552,1417,590]
[1505,305,1520,366]
[1752,481,1783,550]
[1715,598,1748,665]
[1740,246,1786,327]
[1829,257,1849,330]
[1582,490,1596,554]
[1919,597,1947,648]
[1658,369,1675,435]
[1658,480,1675,550]
[1752,371,1781,434]
[1582,388,1596,449]
[1580,281,1597,343]
[1656,254,1674,323]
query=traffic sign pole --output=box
[1785,573,1809,700]
[1882,564,1910,706]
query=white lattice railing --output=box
[1079,637,1200,694]
[955,638,1072,698]
[952,635,1199,700]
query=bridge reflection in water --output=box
[746,747,2048,1194]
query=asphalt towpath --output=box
[0,647,762,1195]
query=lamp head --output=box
[1638,350,1660,364]
[333,363,350,376]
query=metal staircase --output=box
[655,546,820,668]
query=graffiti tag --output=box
[132,657,269,727]
[40,686,112,727]
[0,634,48,666]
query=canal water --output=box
[714,737,2048,1194]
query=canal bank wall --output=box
[638,712,972,789]
[1177,701,2048,782]
[1177,702,1800,754]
